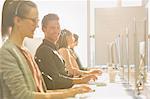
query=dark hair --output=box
[42,13,59,27]
[1,0,37,38]
[57,29,72,49]
[73,34,79,42]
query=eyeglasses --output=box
[21,16,39,23]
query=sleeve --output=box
[0,49,35,99]
[35,46,73,90]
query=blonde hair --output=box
[57,29,72,49]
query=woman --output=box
[57,29,80,77]
[57,29,101,77]
[0,0,91,99]
[73,33,102,72]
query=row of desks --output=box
[73,72,147,99]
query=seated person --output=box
[35,13,97,90]
[72,33,86,70]
[0,1,91,99]
[73,33,102,72]
[57,29,102,77]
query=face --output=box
[66,34,75,48]
[43,20,61,43]
[19,7,39,38]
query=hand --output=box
[62,84,92,98]
[80,74,97,84]
[72,84,92,93]
[89,69,102,76]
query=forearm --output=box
[79,70,89,75]
[34,92,66,99]
[73,67,93,76]
[80,69,102,76]
[34,92,50,99]
[72,77,82,84]
[47,89,69,93]
[46,88,77,99]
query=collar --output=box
[43,39,57,50]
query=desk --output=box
[75,73,146,99]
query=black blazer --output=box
[35,39,73,90]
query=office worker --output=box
[72,33,84,70]
[35,13,97,90]
[72,33,102,72]
[0,0,91,99]
[57,29,102,77]
[57,29,80,77]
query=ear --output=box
[42,26,47,36]
[42,26,46,33]
[13,16,21,25]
